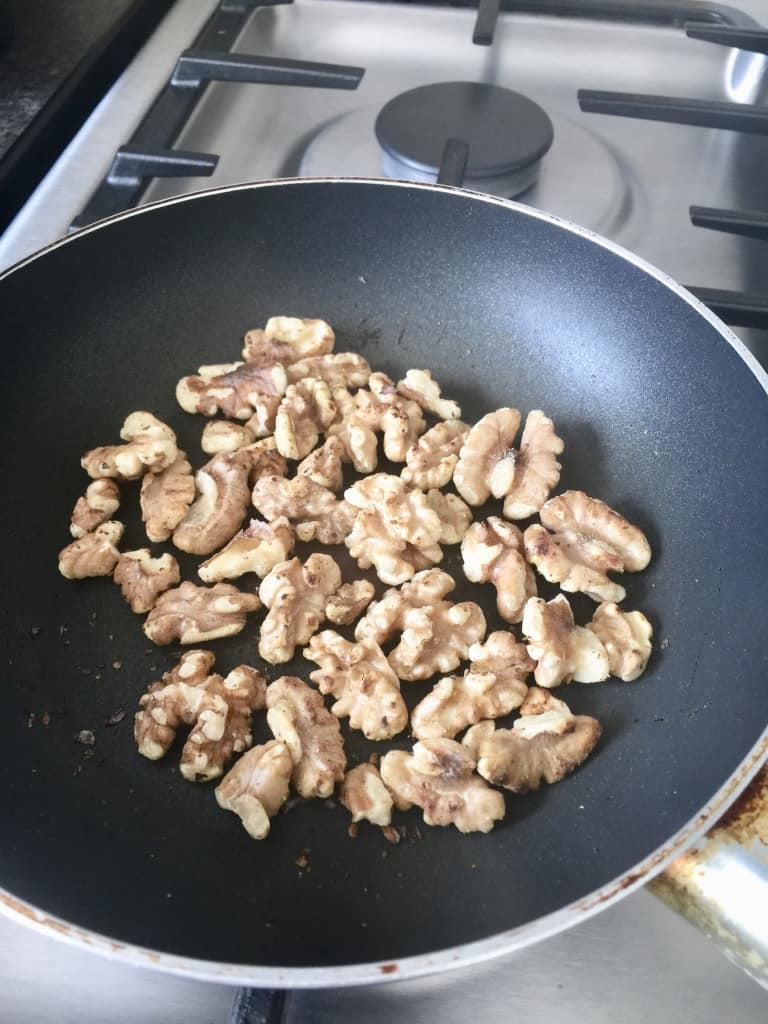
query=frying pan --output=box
[0,179,766,988]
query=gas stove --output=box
[1,0,767,1020]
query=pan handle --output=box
[437,138,469,188]
[230,988,288,1024]
[648,763,768,988]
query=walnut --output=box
[81,412,178,480]
[397,369,461,420]
[176,361,287,420]
[424,489,472,544]
[172,451,251,556]
[198,517,294,583]
[143,581,261,645]
[401,420,470,490]
[326,387,380,473]
[340,764,393,827]
[344,474,443,585]
[274,378,336,460]
[521,594,610,687]
[241,436,289,486]
[286,352,371,388]
[453,407,520,506]
[215,740,293,839]
[380,739,505,833]
[242,316,334,365]
[325,579,375,625]
[265,675,346,798]
[411,631,533,740]
[355,568,486,681]
[135,650,266,781]
[201,420,256,454]
[297,436,346,492]
[113,549,180,613]
[243,395,283,438]
[524,490,652,603]
[252,474,355,545]
[327,374,426,467]
[58,521,123,579]
[258,554,342,664]
[587,602,653,681]
[304,631,408,740]
[463,688,601,793]
[501,410,564,520]
[379,401,426,463]
[461,517,536,624]
[140,451,196,543]
[69,479,120,538]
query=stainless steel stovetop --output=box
[1,0,766,1019]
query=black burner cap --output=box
[375,81,554,178]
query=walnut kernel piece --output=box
[501,410,564,520]
[326,387,380,473]
[397,369,461,420]
[201,420,256,454]
[176,361,287,420]
[453,407,521,506]
[380,739,505,834]
[242,317,334,365]
[411,631,533,740]
[135,650,266,781]
[287,352,371,388]
[274,378,336,460]
[58,521,124,579]
[401,420,469,490]
[258,555,342,664]
[215,740,293,839]
[325,579,375,626]
[540,489,652,572]
[461,517,536,624]
[304,631,408,740]
[198,517,294,583]
[113,549,180,614]
[143,581,261,645]
[340,764,393,827]
[587,602,653,681]
[297,436,346,492]
[70,480,120,538]
[463,688,601,793]
[252,474,356,546]
[522,594,610,688]
[266,676,346,798]
[425,489,473,545]
[140,452,196,543]
[81,412,178,481]
[172,451,251,556]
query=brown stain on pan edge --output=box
[379,963,399,974]
[710,765,768,844]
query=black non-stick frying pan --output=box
[0,179,766,987]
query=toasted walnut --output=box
[453,408,520,506]
[287,352,371,388]
[344,474,443,586]
[355,569,486,681]
[201,420,256,454]
[198,517,294,583]
[340,764,393,827]
[522,594,610,687]
[242,317,334,365]
[176,361,287,420]
[424,489,472,544]
[69,479,120,538]
[139,451,196,543]
[380,739,505,833]
[274,378,336,460]
[215,740,293,839]
[304,631,408,740]
[325,579,375,625]
[397,369,461,420]
[243,395,283,438]
[113,549,180,613]
[172,451,251,556]
[297,436,346,492]
[143,581,261,645]
[501,411,564,519]
[587,602,653,681]
[258,554,341,664]
[411,631,533,740]
[326,387,380,473]
[524,490,651,603]
[401,420,470,490]
[463,689,601,793]
[461,517,536,624]
[265,675,346,798]
[135,650,266,781]
[252,474,355,545]
[81,412,178,481]
[58,521,123,579]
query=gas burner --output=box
[374,81,554,195]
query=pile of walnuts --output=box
[59,316,653,839]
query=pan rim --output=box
[1,176,766,987]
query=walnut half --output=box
[215,740,293,839]
[522,594,610,688]
[143,581,261,645]
[461,517,536,624]
[258,554,341,664]
[340,764,393,827]
[58,521,124,579]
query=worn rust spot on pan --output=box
[379,962,399,974]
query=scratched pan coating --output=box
[0,180,766,976]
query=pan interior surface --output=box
[0,181,766,971]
